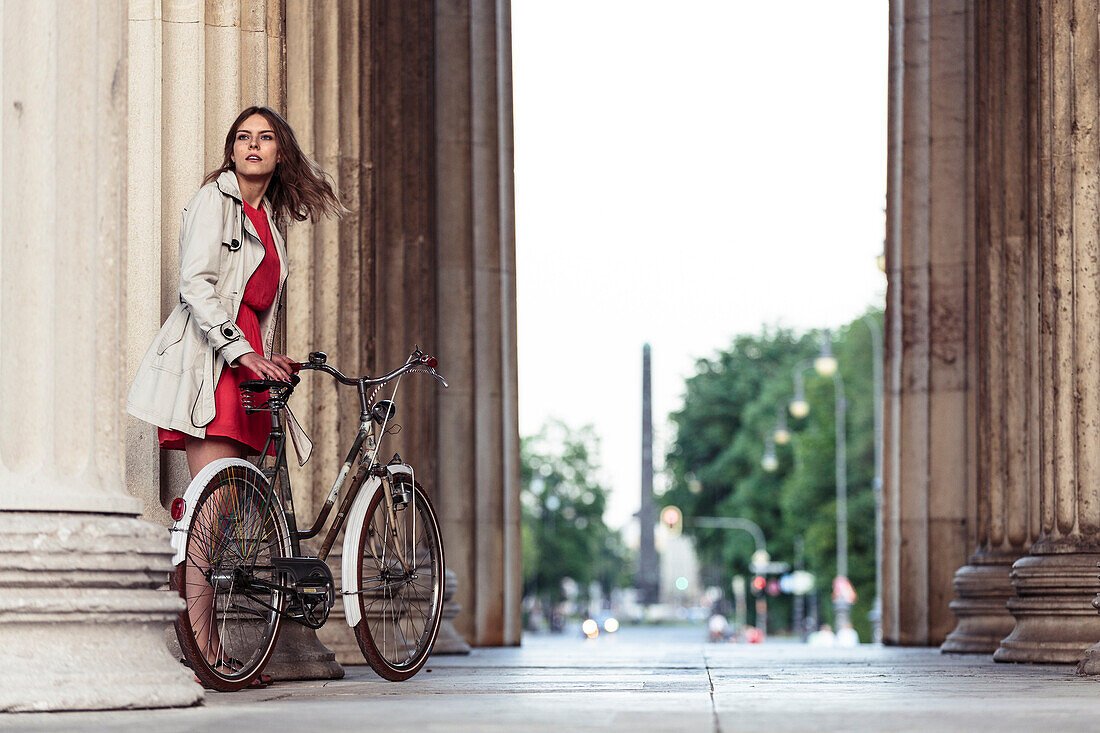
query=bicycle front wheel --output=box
[173,461,287,691]
[354,480,445,680]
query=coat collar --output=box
[215,169,243,201]
[215,169,274,216]
[219,170,288,280]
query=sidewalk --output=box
[2,626,1099,732]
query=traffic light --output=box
[751,575,766,595]
[661,505,683,535]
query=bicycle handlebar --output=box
[295,349,449,390]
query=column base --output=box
[316,622,366,666]
[433,568,471,654]
[1075,562,1100,675]
[264,622,344,681]
[994,553,1100,664]
[0,512,203,712]
[315,547,368,665]
[941,560,1016,654]
[1076,643,1100,675]
[315,554,473,661]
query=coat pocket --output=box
[157,309,191,355]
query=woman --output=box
[127,106,344,685]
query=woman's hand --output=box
[237,352,292,382]
[271,353,298,375]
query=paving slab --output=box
[1,626,1099,732]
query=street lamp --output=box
[860,313,884,644]
[773,408,791,446]
[814,329,839,377]
[761,435,779,473]
[814,331,851,630]
[687,476,703,495]
[789,369,810,419]
[784,345,850,630]
[772,322,883,639]
[692,516,773,638]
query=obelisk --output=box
[638,344,660,604]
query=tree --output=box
[521,420,632,606]
[663,311,881,639]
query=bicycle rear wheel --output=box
[354,480,445,680]
[173,461,287,691]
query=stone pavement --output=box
[2,625,1100,732]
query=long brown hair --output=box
[204,106,346,224]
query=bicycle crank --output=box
[275,556,336,629]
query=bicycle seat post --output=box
[246,383,301,556]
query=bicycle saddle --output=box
[240,375,300,393]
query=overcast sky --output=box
[511,1,888,532]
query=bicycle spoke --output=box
[355,483,443,677]
[178,465,285,688]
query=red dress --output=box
[159,200,281,454]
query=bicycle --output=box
[167,347,448,691]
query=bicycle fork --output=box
[370,463,414,575]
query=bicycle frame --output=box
[252,359,424,572]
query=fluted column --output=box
[367,0,437,469]
[360,0,478,655]
[285,0,364,526]
[943,0,1039,654]
[497,0,523,647]
[0,0,201,711]
[124,0,340,680]
[286,0,367,665]
[129,0,291,520]
[883,0,978,646]
[435,0,522,647]
[997,0,1100,665]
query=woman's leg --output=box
[184,436,244,666]
[185,435,241,480]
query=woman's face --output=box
[231,113,280,178]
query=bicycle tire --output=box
[173,461,288,691]
[354,480,445,681]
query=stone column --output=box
[943,0,1039,654]
[497,0,523,645]
[285,0,367,666]
[883,0,977,646]
[287,0,520,656]
[130,0,291,521]
[997,0,1100,665]
[435,0,522,647]
[363,0,478,654]
[0,0,201,711]
[882,0,904,644]
[125,0,340,680]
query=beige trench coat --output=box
[126,171,288,437]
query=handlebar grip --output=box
[289,361,302,374]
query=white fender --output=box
[341,463,416,627]
[169,457,280,565]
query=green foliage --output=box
[664,311,882,639]
[521,420,633,604]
